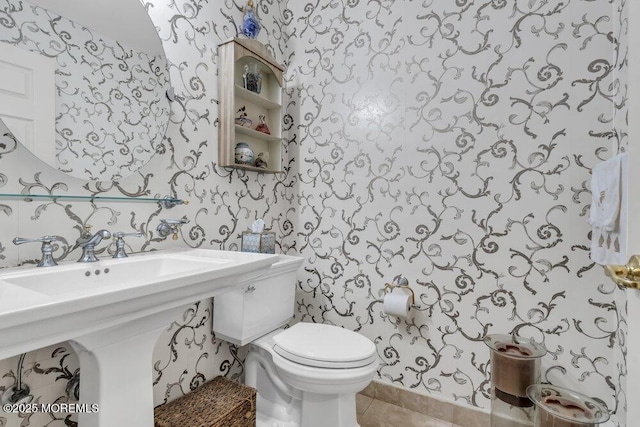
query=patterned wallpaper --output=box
[287,0,625,426]
[0,0,630,426]
[0,0,170,182]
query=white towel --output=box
[590,153,627,265]
[589,154,624,231]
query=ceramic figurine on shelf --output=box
[255,115,271,134]
[254,152,268,169]
[234,106,253,127]
[241,0,260,39]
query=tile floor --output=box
[356,394,463,427]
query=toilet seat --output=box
[272,323,377,369]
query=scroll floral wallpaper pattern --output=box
[287,0,626,425]
[0,0,170,181]
[0,1,629,427]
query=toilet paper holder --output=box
[383,276,420,309]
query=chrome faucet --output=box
[75,229,111,262]
[12,235,60,267]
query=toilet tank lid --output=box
[273,323,376,364]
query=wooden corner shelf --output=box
[218,38,284,173]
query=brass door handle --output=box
[604,255,640,289]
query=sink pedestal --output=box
[70,305,188,426]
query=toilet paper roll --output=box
[383,291,411,318]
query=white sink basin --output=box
[0,283,48,312]
[5,253,231,296]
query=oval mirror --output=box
[0,0,170,181]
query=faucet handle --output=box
[112,232,143,258]
[13,235,59,245]
[113,231,143,239]
[12,235,60,267]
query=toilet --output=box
[212,255,378,427]
[245,323,378,427]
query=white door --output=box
[0,42,56,164]
[624,3,640,426]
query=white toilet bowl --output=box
[211,256,378,426]
[245,322,378,427]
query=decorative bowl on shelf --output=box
[234,106,253,128]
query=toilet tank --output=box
[213,254,304,345]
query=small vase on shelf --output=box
[243,63,262,94]
[241,0,261,39]
[235,142,254,165]
[255,115,271,134]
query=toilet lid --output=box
[273,323,377,369]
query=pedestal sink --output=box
[0,248,279,426]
